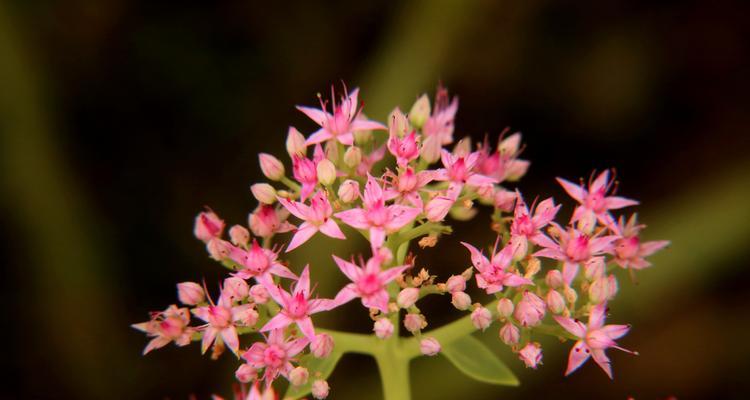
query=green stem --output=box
[280,176,301,192]
[375,342,412,400]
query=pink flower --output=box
[518,343,543,368]
[557,170,639,231]
[291,144,327,200]
[510,193,560,248]
[335,175,421,249]
[297,87,386,146]
[260,265,337,340]
[355,144,387,177]
[554,303,636,379]
[383,167,434,209]
[132,305,194,355]
[194,208,225,243]
[278,191,346,252]
[193,292,255,356]
[422,85,458,146]
[228,240,297,286]
[243,328,309,385]
[514,291,546,327]
[609,214,670,270]
[249,204,295,238]
[387,130,420,167]
[476,132,530,183]
[534,223,618,285]
[434,150,498,197]
[461,240,533,294]
[332,254,410,313]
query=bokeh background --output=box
[2,0,749,399]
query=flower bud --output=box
[453,137,472,157]
[234,305,259,326]
[589,275,617,304]
[388,107,409,137]
[505,159,529,182]
[311,333,334,358]
[584,256,606,281]
[471,307,493,331]
[563,285,578,304]
[373,318,394,339]
[286,126,307,157]
[228,224,250,246]
[514,291,546,327]
[353,122,372,144]
[419,337,441,356]
[316,159,336,186]
[311,380,330,399]
[258,153,284,181]
[524,257,541,278]
[324,140,339,161]
[250,183,277,204]
[207,238,232,260]
[404,313,426,333]
[420,135,441,164]
[498,133,522,155]
[477,183,496,204]
[493,189,517,212]
[546,290,566,314]
[235,363,256,383]
[445,275,466,293]
[409,94,431,129]
[289,366,309,387]
[545,270,564,289]
[451,291,472,310]
[397,287,419,309]
[222,277,249,302]
[499,322,520,345]
[337,179,360,203]
[249,284,269,304]
[343,146,362,168]
[177,282,204,305]
[194,209,224,242]
[496,298,514,318]
[518,343,542,369]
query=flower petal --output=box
[319,219,346,240]
[553,316,586,338]
[335,208,370,230]
[305,128,334,145]
[556,177,586,203]
[260,313,293,332]
[285,222,318,252]
[332,255,362,281]
[296,106,329,126]
[590,348,613,379]
[565,341,591,376]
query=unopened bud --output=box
[343,146,362,168]
[498,132,522,155]
[207,238,231,260]
[445,275,466,293]
[453,137,472,157]
[497,298,514,318]
[388,107,409,137]
[563,285,578,304]
[250,183,277,204]
[546,290,566,314]
[311,380,330,399]
[449,201,478,221]
[258,153,284,181]
[249,284,269,304]
[289,366,309,387]
[311,333,334,358]
[584,257,606,281]
[235,363,256,383]
[514,291,546,327]
[194,209,224,242]
[404,313,426,333]
[337,180,360,203]
[286,126,307,157]
[409,94,431,128]
[451,291,472,310]
[420,135,441,164]
[373,318,394,339]
[316,159,336,186]
[228,225,250,246]
[397,287,419,309]
[177,282,204,305]
[471,307,493,331]
[499,322,520,345]
[419,337,441,356]
[545,270,564,289]
[494,189,517,212]
[524,257,541,278]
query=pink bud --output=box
[388,107,409,137]
[343,146,362,168]
[259,153,285,181]
[425,195,454,222]
[451,291,472,310]
[316,159,336,185]
[228,224,250,246]
[446,275,467,293]
[419,337,441,356]
[289,366,309,387]
[249,284,269,304]
[373,318,394,339]
[518,342,542,369]
[194,209,224,242]
[286,126,307,157]
[222,277,249,302]
[505,159,529,182]
[397,287,419,309]
[584,256,606,281]
[453,137,472,157]
[589,275,617,304]
[311,379,330,399]
[250,183,277,204]
[420,135,441,164]
[499,322,520,345]
[234,305,259,326]
[546,290,566,314]
[545,270,564,289]
[493,189,517,212]
[496,298,514,318]
[471,307,493,331]
[476,183,496,203]
[404,313,426,333]
[514,291,546,327]
[235,363,256,383]
[337,180,360,203]
[207,238,232,260]
[498,132,522,155]
[409,94,430,128]
[177,282,204,305]
[311,333,334,358]
[249,204,291,238]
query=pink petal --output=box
[336,132,354,145]
[533,199,560,227]
[562,261,580,285]
[533,247,564,260]
[601,324,630,340]
[369,227,386,249]
[362,289,390,313]
[502,273,533,287]
[553,316,586,338]
[300,183,316,201]
[490,244,514,269]
[556,177,586,203]
[351,119,387,131]
[296,265,311,296]
[308,298,337,313]
[221,327,240,356]
[588,303,607,330]
[466,174,498,187]
[296,317,316,340]
[565,341,591,376]
[278,197,309,221]
[346,88,360,116]
[639,240,670,257]
[604,196,639,210]
[143,336,171,355]
[333,284,359,306]
[287,337,310,357]
[364,174,384,205]
[296,106,329,126]
[378,264,410,283]
[261,313,293,332]
[591,348,613,379]
[285,222,318,252]
[461,242,490,272]
[385,205,421,231]
[319,219,346,240]
[201,327,218,354]
[335,208,370,230]
[590,236,618,254]
[305,128,334,145]
[269,263,298,280]
[332,255,362,281]
[590,170,610,193]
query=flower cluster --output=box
[134,85,668,398]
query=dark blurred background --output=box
[1,0,749,399]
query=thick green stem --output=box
[375,343,412,400]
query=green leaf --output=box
[285,350,344,399]
[440,335,519,386]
